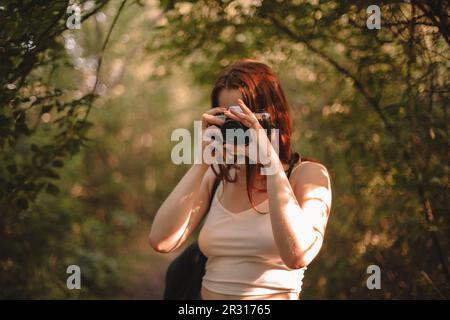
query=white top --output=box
[198,182,306,296]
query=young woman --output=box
[149,59,332,300]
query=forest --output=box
[0,0,448,299]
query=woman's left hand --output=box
[223,99,275,166]
[225,99,263,130]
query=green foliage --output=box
[0,0,108,215]
[1,0,448,299]
[0,0,134,298]
[0,0,203,299]
[150,0,449,298]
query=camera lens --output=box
[221,119,250,145]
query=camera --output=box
[215,106,272,145]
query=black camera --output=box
[215,106,272,145]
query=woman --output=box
[149,59,332,300]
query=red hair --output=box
[210,59,293,212]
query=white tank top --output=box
[198,182,306,296]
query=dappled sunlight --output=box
[0,0,447,300]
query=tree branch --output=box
[267,14,394,130]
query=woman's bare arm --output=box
[267,158,332,269]
[224,98,332,268]
[149,107,226,253]
[149,164,216,253]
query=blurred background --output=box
[0,0,448,299]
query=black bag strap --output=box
[286,152,300,179]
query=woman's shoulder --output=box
[289,157,332,209]
[289,157,331,187]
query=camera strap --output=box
[286,152,301,179]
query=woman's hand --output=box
[223,99,276,167]
[201,107,227,130]
[224,99,263,130]
[200,107,227,161]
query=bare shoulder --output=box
[290,161,332,207]
[290,161,331,187]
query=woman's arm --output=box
[225,98,332,268]
[266,156,332,269]
[149,106,226,253]
[149,164,216,253]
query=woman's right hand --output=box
[149,109,227,252]
[149,108,226,253]
[201,107,227,129]
[201,107,227,155]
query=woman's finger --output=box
[206,107,227,115]
[202,113,225,127]
[237,99,254,115]
[224,110,242,122]
[228,109,259,128]
[224,110,250,128]
[227,109,252,123]
[237,100,260,124]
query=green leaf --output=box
[41,104,53,113]
[43,169,60,180]
[67,139,80,155]
[31,144,39,153]
[52,160,64,168]
[7,164,17,174]
[24,182,36,191]
[46,183,59,195]
[16,197,29,210]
